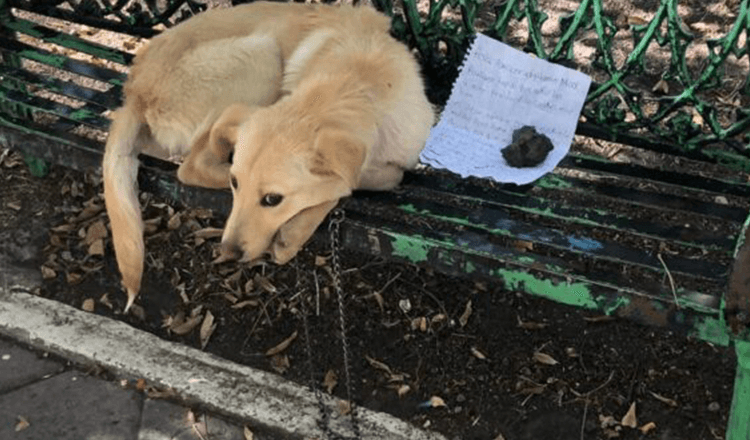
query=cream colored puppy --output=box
[103,2,434,311]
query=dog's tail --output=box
[102,104,147,313]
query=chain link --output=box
[300,207,360,440]
[328,208,361,439]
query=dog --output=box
[102,1,434,312]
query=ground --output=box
[0,151,737,440]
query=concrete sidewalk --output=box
[0,337,273,440]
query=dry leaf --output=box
[411,317,427,332]
[171,313,203,335]
[517,316,548,330]
[66,272,82,285]
[652,79,669,94]
[82,298,95,312]
[429,396,446,407]
[41,265,57,279]
[85,220,107,245]
[431,314,447,325]
[87,239,105,256]
[471,346,487,360]
[628,16,648,25]
[265,331,298,356]
[398,299,412,313]
[15,416,30,432]
[135,378,147,392]
[365,355,393,375]
[193,227,223,239]
[397,384,411,397]
[621,402,637,428]
[512,240,534,252]
[257,276,277,294]
[73,202,103,222]
[583,315,614,323]
[167,213,181,230]
[493,434,507,440]
[315,255,327,266]
[244,426,254,440]
[337,400,352,415]
[6,201,21,211]
[199,311,216,350]
[232,300,259,309]
[99,293,114,309]
[129,304,146,321]
[323,369,338,394]
[143,217,161,234]
[639,421,656,434]
[649,391,678,407]
[269,354,290,374]
[459,300,473,327]
[532,352,559,366]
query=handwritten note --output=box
[420,34,592,185]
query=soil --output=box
[0,150,738,440]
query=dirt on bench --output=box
[0,149,738,440]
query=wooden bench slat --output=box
[0,36,125,85]
[537,174,748,221]
[339,215,724,311]
[9,1,160,38]
[343,194,728,281]
[0,64,119,110]
[402,173,736,251]
[0,84,110,130]
[561,153,750,198]
[4,17,134,65]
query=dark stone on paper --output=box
[501,126,554,168]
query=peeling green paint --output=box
[691,315,731,347]
[535,174,573,190]
[727,340,750,440]
[20,50,66,69]
[390,235,430,263]
[6,19,128,65]
[493,268,598,309]
[601,295,631,315]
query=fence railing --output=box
[10,0,750,169]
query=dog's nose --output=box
[220,241,243,261]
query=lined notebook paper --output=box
[420,34,592,185]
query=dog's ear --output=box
[310,129,366,193]
[271,199,339,264]
[178,103,254,188]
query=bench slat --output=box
[0,84,110,130]
[345,194,727,281]
[4,17,134,66]
[0,65,119,110]
[537,174,747,221]
[0,36,125,85]
[561,153,750,198]
[402,173,736,251]
[9,2,160,38]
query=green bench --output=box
[1,0,749,438]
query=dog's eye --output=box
[230,176,238,190]
[260,193,283,207]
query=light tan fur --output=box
[103,2,434,311]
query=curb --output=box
[0,278,447,440]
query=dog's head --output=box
[201,103,365,264]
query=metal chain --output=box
[328,208,361,439]
[300,208,360,440]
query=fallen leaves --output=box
[199,311,216,350]
[323,369,338,393]
[532,351,559,366]
[459,299,472,327]
[621,402,637,428]
[265,331,298,356]
[15,416,30,432]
